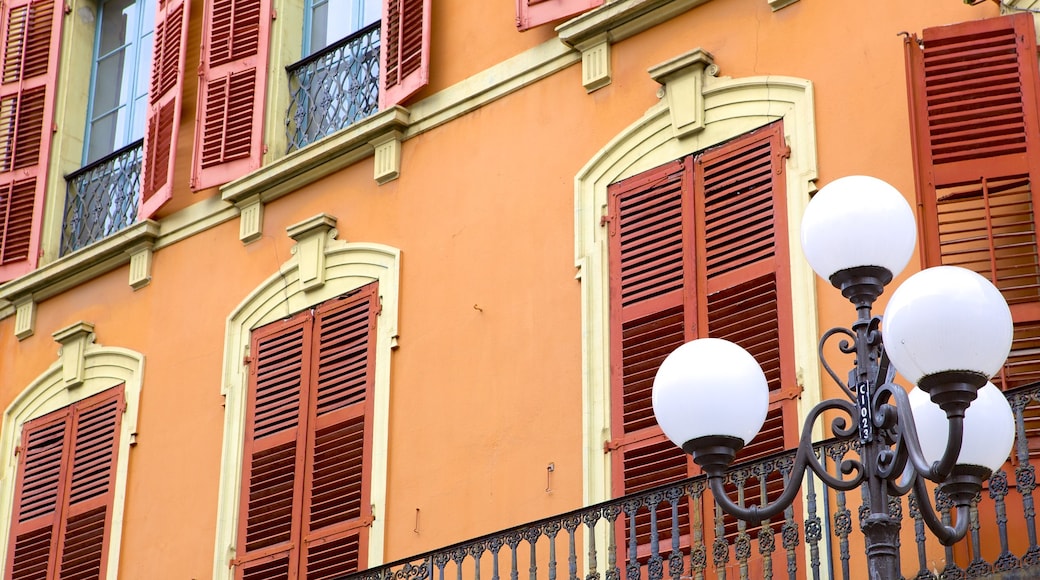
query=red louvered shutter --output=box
[905,13,1040,390]
[57,388,123,580]
[515,0,603,32]
[379,0,430,108]
[235,313,311,580]
[607,157,697,554]
[192,0,271,191]
[236,283,377,579]
[0,0,62,281]
[139,0,190,217]
[6,411,70,580]
[693,122,797,544]
[299,285,376,577]
[5,386,123,580]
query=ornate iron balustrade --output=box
[62,140,142,256]
[286,22,380,153]
[339,382,1040,580]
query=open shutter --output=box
[57,388,123,579]
[299,284,376,578]
[6,411,70,580]
[607,158,696,555]
[235,313,311,580]
[0,0,62,281]
[905,13,1040,390]
[192,0,272,191]
[139,0,190,218]
[379,0,430,108]
[515,0,603,32]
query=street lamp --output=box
[651,176,1017,579]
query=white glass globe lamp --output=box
[908,382,1015,474]
[652,338,769,471]
[800,176,917,287]
[884,266,1012,392]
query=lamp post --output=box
[651,176,1018,579]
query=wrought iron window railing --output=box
[337,382,1040,580]
[286,22,380,153]
[62,140,143,256]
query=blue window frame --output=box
[84,0,155,164]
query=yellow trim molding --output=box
[574,52,821,508]
[0,323,144,580]
[212,215,400,580]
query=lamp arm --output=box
[707,397,863,523]
[818,326,858,401]
[880,383,965,482]
[910,472,970,545]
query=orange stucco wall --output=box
[0,0,1010,576]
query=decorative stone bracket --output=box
[287,214,339,292]
[578,34,611,93]
[648,48,719,139]
[53,321,96,390]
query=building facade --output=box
[0,0,1038,578]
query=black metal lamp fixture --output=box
[651,176,1018,579]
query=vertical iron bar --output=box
[804,464,822,580]
[691,482,707,580]
[1012,392,1040,568]
[648,492,663,580]
[732,470,750,580]
[989,469,1019,572]
[713,499,729,580]
[907,492,935,580]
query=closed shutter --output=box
[139,0,190,217]
[0,0,62,282]
[192,0,271,191]
[515,0,603,32]
[5,387,123,580]
[694,122,796,541]
[300,287,376,577]
[236,284,376,579]
[379,0,430,108]
[235,314,310,579]
[905,13,1040,390]
[607,157,696,553]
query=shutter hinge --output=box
[262,143,269,154]
[63,2,71,14]
[600,214,610,227]
[271,7,277,19]
[375,296,383,316]
[13,445,20,457]
[603,439,621,453]
[362,514,376,527]
[776,144,791,174]
[243,345,251,367]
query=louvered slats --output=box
[314,297,373,416]
[309,418,365,529]
[304,532,361,580]
[707,274,782,393]
[253,325,305,439]
[68,398,119,506]
[15,420,64,523]
[620,306,684,435]
[200,70,257,168]
[208,0,261,67]
[0,177,35,264]
[380,0,429,107]
[701,139,775,280]
[10,526,50,580]
[936,176,1040,303]
[59,507,106,580]
[919,21,1027,168]
[243,442,296,551]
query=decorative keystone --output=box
[287,214,339,291]
[648,48,718,139]
[53,321,96,389]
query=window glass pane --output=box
[99,0,135,56]
[308,0,380,55]
[87,113,119,162]
[93,54,127,119]
[131,94,147,142]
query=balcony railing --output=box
[341,382,1040,580]
[286,22,380,153]
[62,140,142,256]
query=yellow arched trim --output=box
[212,235,400,580]
[574,73,821,507]
[0,340,143,580]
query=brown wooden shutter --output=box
[515,0,603,31]
[379,0,430,108]
[5,387,123,580]
[607,157,697,553]
[6,410,70,579]
[693,122,797,543]
[192,0,271,191]
[139,0,190,217]
[58,388,123,579]
[0,0,62,281]
[300,285,377,577]
[236,283,377,579]
[905,13,1040,390]
[235,313,311,579]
